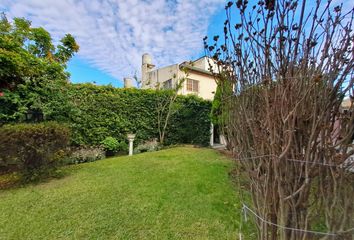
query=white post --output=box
[210,123,214,147]
[127,134,136,156]
[129,139,133,156]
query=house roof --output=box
[191,55,207,63]
[145,55,216,77]
[179,62,214,76]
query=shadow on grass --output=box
[0,165,83,191]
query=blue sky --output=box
[66,4,227,87]
[1,0,228,87]
[2,0,350,87]
[67,56,123,87]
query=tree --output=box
[0,14,79,122]
[205,1,353,239]
[155,71,186,145]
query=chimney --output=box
[141,53,155,87]
[123,77,133,88]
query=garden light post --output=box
[127,133,136,156]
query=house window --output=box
[163,79,172,89]
[186,79,199,92]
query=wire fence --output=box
[240,203,354,239]
[235,153,354,239]
[235,153,354,170]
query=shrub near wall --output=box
[0,122,70,180]
[54,84,211,146]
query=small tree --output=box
[155,70,187,145]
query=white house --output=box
[140,53,219,101]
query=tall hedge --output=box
[49,84,211,146]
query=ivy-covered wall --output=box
[52,84,211,146]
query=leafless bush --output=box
[205,0,354,239]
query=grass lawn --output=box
[0,146,254,239]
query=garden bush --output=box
[101,137,120,151]
[134,138,161,154]
[101,137,129,156]
[0,122,70,181]
[101,136,119,156]
[66,146,105,164]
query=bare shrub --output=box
[205,0,354,239]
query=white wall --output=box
[182,71,217,100]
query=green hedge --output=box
[47,84,211,146]
[0,122,70,180]
[166,96,212,146]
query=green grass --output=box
[0,147,254,239]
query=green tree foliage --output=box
[0,14,79,122]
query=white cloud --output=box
[0,0,225,82]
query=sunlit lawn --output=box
[0,146,254,239]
